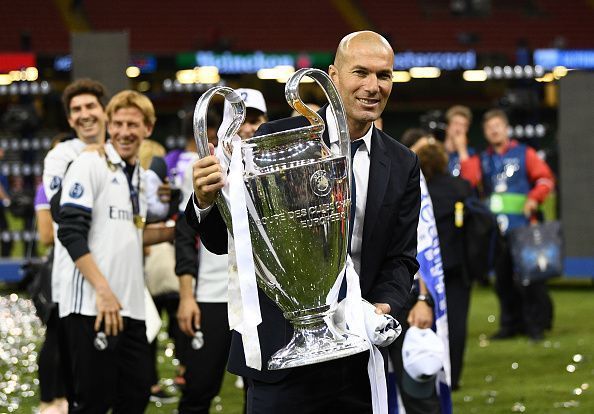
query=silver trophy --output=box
[194,68,368,370]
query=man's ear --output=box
[328,65,339,83]
[145,123,154,138]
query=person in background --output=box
[165,110,221,212]
[34,136,69,414]
[443,105,478,184]
[43,78,110,405]
[462,109,555,341]
[416,141,473,390]
[163,109,223,392]
[232,88,268,140]
[389,129,450,413]
[0,147,12,257]
[140,139,183,404]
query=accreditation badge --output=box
[133,214,146,229]
[494,182,508,193]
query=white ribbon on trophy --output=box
[217,110,263,370]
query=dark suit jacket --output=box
[426,173,472,271]
[185,108,420,383]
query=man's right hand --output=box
[193,143,224,208]
[452,132,469,160]
[177,296,201,337]
[407,301,433,329]
[94,285,123,336]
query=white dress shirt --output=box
[326,107,373,276]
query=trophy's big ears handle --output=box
[193,86,246,160]
[285,68,350,158]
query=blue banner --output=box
[389,174,452,413]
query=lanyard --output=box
[123,162,144,228]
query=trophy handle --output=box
[193,86,246,233]
[193,86,246,161]
[285,68,350,158]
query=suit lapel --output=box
[363,129,391,252]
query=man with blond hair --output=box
[57,90,162,413]
[444,104,479,183]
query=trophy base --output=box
[267,316,369,370]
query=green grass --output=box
[3,283,593,413]
[451,284,594,413]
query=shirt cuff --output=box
[193,193,213,223]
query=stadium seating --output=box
[0,1,69,53]
[360,0,594,52]
[84,0,352,52]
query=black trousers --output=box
[38,307,66,402]
[444,265,471,390]
[494,235,554,336]
[149,292,187,386]
[0,205,12,257]
[57,304,74,403]
[388,324,441,414]
[178,302,232,414]
[246,352,372,414]
[63,314,151,414]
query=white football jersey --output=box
[180,153,228,303]
[57,143,147,320]
[43,138,86,304]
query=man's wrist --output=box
[417,294,434,308]
[193,193,212,209]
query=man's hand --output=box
[177,296,201,337]
[83,143,105,156]
[452,132,469,160]
[407,301,433,329]
[523,198,539,218]
[374,303,391,315]
[157,179,172,203]
[193,143,224,208]
[94,284,123,336]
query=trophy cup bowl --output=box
[194,68,368,370]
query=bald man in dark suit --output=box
[185,31,420,414]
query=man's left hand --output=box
[523,198,539,218]
[374,303,391,315]
[83,143,105,156]
[158,180,172,203]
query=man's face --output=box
[483,116,509,147]
[107,106,153,164]
[238,112,267,139]
[67,94,106,144]
[446,114,470,141]
[329,45,393,135]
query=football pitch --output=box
[1,282,592,413]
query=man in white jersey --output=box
[57,91,161,413]
[43,80,171,409]
[174,112,233,413]
[44,79,108,307]
[42,79,109,406]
